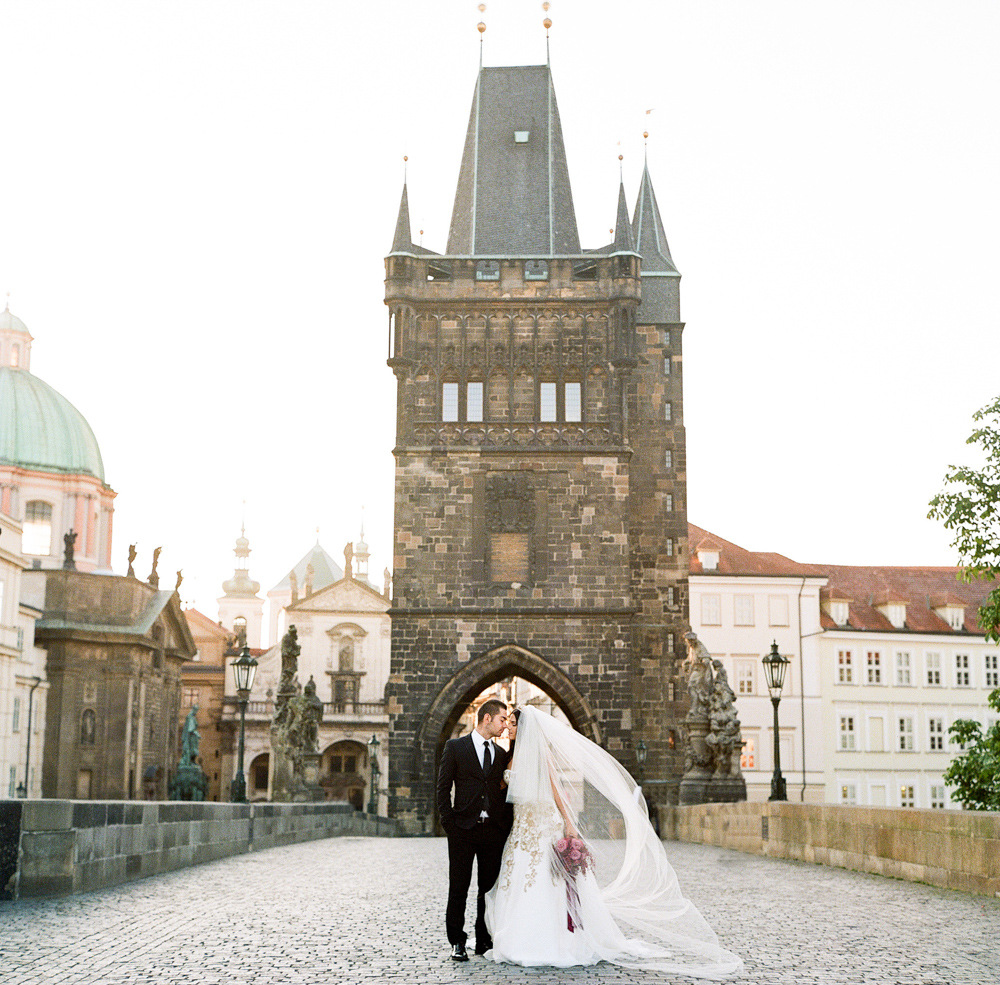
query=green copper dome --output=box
[0,366,106,481]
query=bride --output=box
[484,706,743,978]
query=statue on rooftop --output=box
[148,546,162,588]
[344,541,354,578]
[127,543,137,578]
[62,529,77,570]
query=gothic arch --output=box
[411,643,601,782]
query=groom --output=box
[437,698,512,961]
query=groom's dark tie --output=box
[482,741,491,774]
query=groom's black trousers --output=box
[445,819,506,949]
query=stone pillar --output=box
[678,711,713,806]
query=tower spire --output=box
[390,181,413,254]
[612,171,635,253]
[631,157,677,273]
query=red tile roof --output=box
[812,564,997,636]
[688,523,825,578]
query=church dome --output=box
[0,365,106,481]
[0,307,30,335]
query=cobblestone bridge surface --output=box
[1,838,998,985]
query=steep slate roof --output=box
[447,65,580,256]
[632,160,678,274]
[269,543,343,594]
[813,564,998,635]
[612,181,636,253]
[688,523,825,578]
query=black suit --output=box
[437,732,512,950]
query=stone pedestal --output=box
[678,714,714,806]
[706,776,747,803]
[294,752,326,803]
[269,740,296,803]
[169,764,208,801]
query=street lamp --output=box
[635,739,648,785]
[230,644,258,804]
[762,641,790,802]
[367,733,381,815]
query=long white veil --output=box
[507,706,743,979]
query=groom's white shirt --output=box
[470,729,494,819]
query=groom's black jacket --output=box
[437,733,512,834]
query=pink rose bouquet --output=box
[552,836,595,932]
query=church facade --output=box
[385,64,688,831]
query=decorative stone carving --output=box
[148,547,161,589]
[62,529,77,570]
[127,543,137,578]
[486,473,534,533]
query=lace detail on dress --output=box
[501,801,563,892]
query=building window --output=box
[564,382,581,422]
[524,259,548,281]
[666,587,675,607]
[768,595,789,627]
[955,653,971,687]
[841,784,857,805]
[12,696,20,733]
[665,493,673,512]
[81,709,96,745]
[839,716,855,750]
[475,260,500,281]
[898,717,914,751]
[662,329,671,347]
[734,595,754,626]
[233,615,247,642]
[866,650,882,685]
[442,382,459,422]
[329,754,359,774]
[8,766,15,798]
[664,450,672,469]
[838,650,853,684]
[539,382,557,422]
[665,538,674,557]
[895,651,912,686]
[664,401,672,422]
[899,785,915,808]
[667,632,674,652]
[928,717,945,751]
[926,652,942,686]
[467,382,484,422]
[740,737,755,770]
[23,501,53,556]
[930,784,947,809]
[182,688,200,707]
[735,660,755,695]
[986,654,999,688]
[667,681,675,701]
[9,344,19,368]
[663,356,671,375]
[701,594,721,626]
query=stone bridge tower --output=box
[385,62,688,832]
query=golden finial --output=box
[618,154,623,162]
[643,131,649,140]
[543,2,550,9]
[543,17,552,29]
[478,20,486,33]
[478,3,486,10]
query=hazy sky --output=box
[2,1,997,644]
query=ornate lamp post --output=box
[635,739,648,785]
[230,644,258,804]
[762,641,790,802]
[367,733,381,815]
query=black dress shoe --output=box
[451,943,469,962]
[474,941,493,956]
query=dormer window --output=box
[941,606,964,630]
[698,549,719,571]
[826,601,849,626]
[514,131,530,144]
[877,602,907,629]
[525,260,548,281]
[475,260,500,281]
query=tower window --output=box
[442,383,459,421]
[10,344,19,368]
[514,131,530,143]
[524,260,548,281]
[664,402,672,422]
[467,382,483,422]
[564,383,581,422]
[664,450,673,470]
[23,501,53,556]
[540,383,557,422]
[475,260,500,282]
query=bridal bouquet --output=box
[552,837,594,932]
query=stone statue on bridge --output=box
[170,706,208,801]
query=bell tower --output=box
[385,62,688,832]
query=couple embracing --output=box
[437,701,744,978]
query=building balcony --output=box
[220,697,388,725]
[407,422,620,450]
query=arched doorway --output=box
[248,753,270,801]
[320,740,367,810]
[396,643,600,832]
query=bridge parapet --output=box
[662,801,1000,898]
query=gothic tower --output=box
[217,526,264,648]
[385,63,687,832]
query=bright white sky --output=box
[2,1,997,644]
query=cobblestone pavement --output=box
[1,838,998,985]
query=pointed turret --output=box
[632,161,677,273]
[390,183,413,254]
[611,181,636,253]
[447,65,580,255]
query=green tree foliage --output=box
[928,394,1000,645]
[942,688,1000,810]
[929,395,1000,809]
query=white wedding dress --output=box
[484,707,743,979]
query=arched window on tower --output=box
[10,344,19,368]
[81,709,96,745]
[23,501,53,556]
[233,616,247,646]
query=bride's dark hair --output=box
[508,708,521,757]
